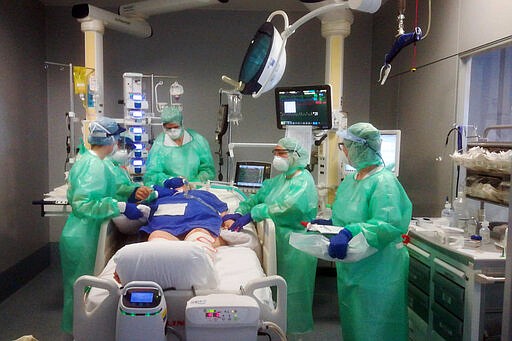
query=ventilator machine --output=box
[116,281,167,341]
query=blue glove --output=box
[153,185,176,198]
[311,218,333,225]
[328,229,353,259]
[229,213,252,232]
[222,213,242,223]
[164,177,187,189]
[123,203,143,220]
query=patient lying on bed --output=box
[139,177,229,257]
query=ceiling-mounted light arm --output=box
[282,2,348,40]
[72,4,152,38]
[119,0,228,18]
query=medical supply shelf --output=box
[462,137,511,207]
[407,229,506,341]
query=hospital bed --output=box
[73,185,287,341]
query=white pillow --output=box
[113,240,218,290]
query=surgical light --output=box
[222,0,382,98]
[237,15,287,98]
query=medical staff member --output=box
[60,117,146,333]
[317,122,412,341]
[224,137,318,337]
[144,105,215,185]
[107,136,154,202]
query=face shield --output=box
[336,124,383,171]
[88,119,126,146]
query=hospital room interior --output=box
[1,0,511,340]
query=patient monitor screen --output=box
[235,162,271,188]
[275,85,332,130]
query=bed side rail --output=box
[73,275,120,341]
[243,275,287,334]
[93,220,120,275]
[256,218,277,276]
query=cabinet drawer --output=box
[432,302,463,341]
[408,308,428,341]
[433,273,465,319]
[408,283,429,322]
[409,256,430,294]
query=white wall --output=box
[0,0,49,273]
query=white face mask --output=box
[340,149,350,166]
[166,127,182,140]
[272,156,289,172]
[111,149,130,165]
[109,144,118,156]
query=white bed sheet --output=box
[86,244,273,310]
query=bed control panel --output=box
[186,294,260,340]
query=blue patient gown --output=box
[140,190,228,237]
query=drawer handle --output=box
[407,243,430,258]
[475,273,506,284]
[434,258,466,280]
[438,321,454,336]
[441,292,452,304]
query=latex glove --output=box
[134,186,152,201]
[311,218,333,225]
[136,204,151,220]
[153,185,176,198]
[222,213,242,223]
[118,202,143,220]
[164,177,187,189]
[328,229,353,259]
[229,213,252,232]
[198,171,209,182]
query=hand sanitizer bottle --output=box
[479,220,491,245]
[453,191,470,232]
[440,197,455,227]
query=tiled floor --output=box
[0,249,341,341]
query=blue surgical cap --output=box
[88,117,126,146]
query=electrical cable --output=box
[65,112,71,172]
[441,126,464,194]
[259,321,287,341]
[421,0,432,40]
[165,325,184,341]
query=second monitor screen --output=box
[275,85,332,130]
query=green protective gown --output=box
[60,150,121,333]
[236,169,318,335]
[105,158,138,201]
[331,167,412,341]
[144,128,215,186]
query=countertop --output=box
[408,219,506,269]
